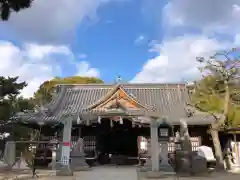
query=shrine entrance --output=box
[95,118,147,165]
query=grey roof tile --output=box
[20,83,212,125]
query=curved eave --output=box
[183,105,216,125]
[17,120,63,129]
[15,86,68,124]
[16,111,62,124]
[32,85,67,115]
[181,113,215,125]
[44,85,67,112]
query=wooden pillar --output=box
[57,117,73,176]
[150,119,159,172]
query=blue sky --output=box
[72,0,163,82]
[0,0,239,97]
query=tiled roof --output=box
[20,83,214,125]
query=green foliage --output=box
[0,100,12,122]
[226,104,240,127]
[192,77,240,126]
[34,76,104,105]
[193,48,240,127]
[0,76,27,99]
[0,76,34,143]
[192,76,223,112]
[0,76,28,122]
[15,97,35,112]
[0,0,33,20]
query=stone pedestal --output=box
[3,141,16,168]
[142,139,151,171]
[159,141,174,173]
[56,165,73,176]
[191,154,208,174]
[12,157,30,170]
[70,137,89,171]
[175,151,191,174]
[70,155,89,171]
[0,160,7,168]
[175,150,208,175]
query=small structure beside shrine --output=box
[16,82,216,175]
[221,127,240,172]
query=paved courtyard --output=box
[40,166,240,180]
[3,166,240,180]
[74,166,137,180]
[74,169,240,180]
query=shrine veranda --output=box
[17,83,226,165]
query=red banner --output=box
[63,142,71,146]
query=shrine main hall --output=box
[19,82,215,166]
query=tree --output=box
[0,0,33,21]
[34,76,104,106]
[0,76,27,121]
[0,76,34,155]
[193,49,240,169]
[15,96,35,112]
[191,76,240,126]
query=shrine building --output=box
[18,82,215,165]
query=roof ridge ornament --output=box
[115,75,122,84]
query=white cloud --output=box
[132,0,240,83]
[163,0,240,34]
[25,44,72,60]
[134,35,146,45]
[0,0,126,44]
[132,35,231,83]
[0,41,100,98]
[75,61,100,77]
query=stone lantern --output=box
[158,118,171,141]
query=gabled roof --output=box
[85,84,153,111]
[18,83,214,125]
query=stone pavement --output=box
[0,169,55,180]
[2,166,240,180]
[40,166,240,180]
[75,166,137,180]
